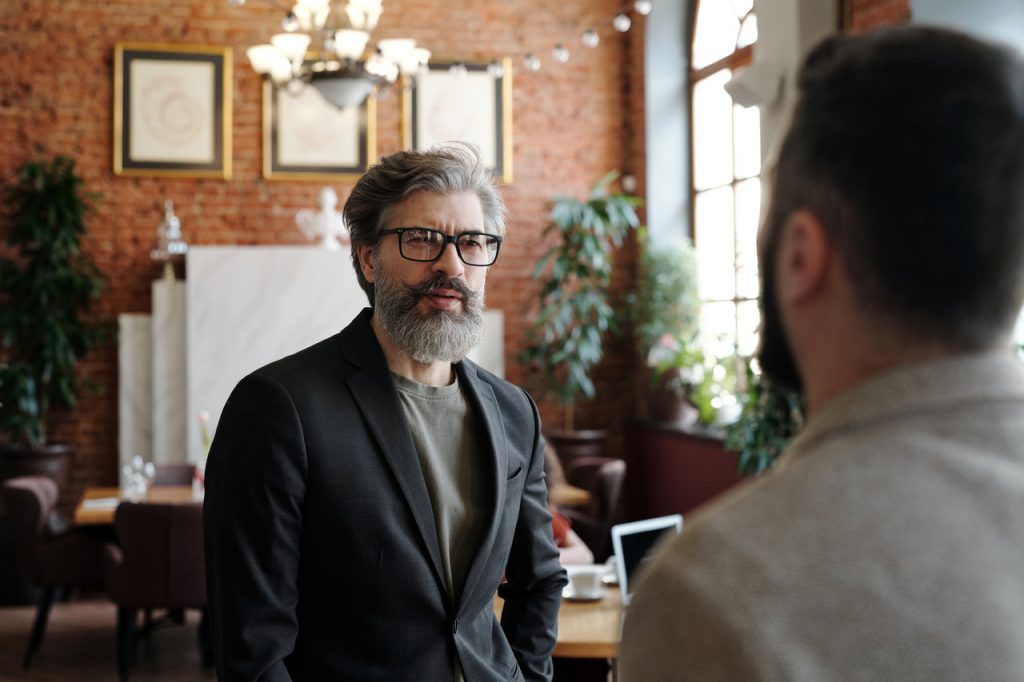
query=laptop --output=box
[611,514,684,605]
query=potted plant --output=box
[0,156,106,491]
[629,233,704,424]
[723,362,805,476]
[520,171,641,458]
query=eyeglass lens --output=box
[400,228,501,265]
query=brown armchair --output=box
[0,475,106,668]
[561,457,627,563]
[104,500,209,682]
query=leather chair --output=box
[561,457,627,563]
[0,475,106,668]
[104,501,210,682]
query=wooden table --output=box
[74,485,197,525]
[494,585,622,659]
[549,483,591,508]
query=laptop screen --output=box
[611,514,684,605]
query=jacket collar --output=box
[340,308,509,610]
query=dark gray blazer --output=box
[204,308,567,681]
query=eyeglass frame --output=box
[377,227,504,266]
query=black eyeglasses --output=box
[378,227,503,266]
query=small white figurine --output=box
[151,199,189,280]
[296,187,350,251]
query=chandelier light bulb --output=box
[241,0,433,109]
[581,28,600,48]
[281,11,300,32]
[552,44,570,63]
[634,0,653,15]
[612,13,632,32]
[523,53,541,72]
[486,60,504,78]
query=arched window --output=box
[690,0,761,361]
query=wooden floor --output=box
[0,596,215,681]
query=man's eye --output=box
[405,230,435,244]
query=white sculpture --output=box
[296,187,350,251]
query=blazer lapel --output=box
[341,311,447,593]
[455,361,508,614]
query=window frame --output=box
[688,0,759,360]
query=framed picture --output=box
[403,58,513,183]
[113,43,232,179]
[263,79,376,181]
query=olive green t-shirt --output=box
[392,369,488,613]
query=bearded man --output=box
[621,26,1024,681]
[204,144,566,682]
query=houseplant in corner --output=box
[628,232,704,424]
[0,156,106,492]
[520,171,641,460]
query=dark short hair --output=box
[343,143,507,304]
[765,26,1024,348]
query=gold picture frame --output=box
[263,79,376,181]
[113,43,232,179]
[402,58,513,183]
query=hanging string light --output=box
[516,1,653,72]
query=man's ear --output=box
[357,244,376,284]
[776,209,831,305]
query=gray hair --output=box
[343,142,508,304]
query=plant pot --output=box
[0,443,74,494]
[645,367,699,427]
[544,429,609,465]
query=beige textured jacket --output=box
[620,352,1024,681]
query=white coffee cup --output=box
[566,565,605,599]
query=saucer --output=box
[563,585,605,602]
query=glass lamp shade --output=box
[399,47,431,76]
[333,29,370,59]
[247,44,293,83]
[311,73,377,109]
[296,0,330,12]
[377,38,416,64]
[271,32,312,63]
[294,0,331,31]
[246,44,282,73]
[346,0,383,31]
[365,53,399,82]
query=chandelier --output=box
[235,0,430,109]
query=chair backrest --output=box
[0,476,58,556]
[152,463,196,487]
[107,501,205,609]
[563,457,627,562]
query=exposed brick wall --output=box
[0,0,911,509]
[0,0,641,508]
[845,0,912,31]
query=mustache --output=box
[407,275,474,300]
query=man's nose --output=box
[433,241,465,278]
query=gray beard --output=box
[372,258,485,364]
